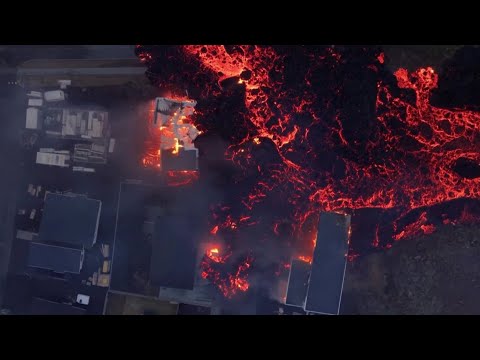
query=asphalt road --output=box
[17,67,146,76]
[0,73,24,305]
[0,45,136,66]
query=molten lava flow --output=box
[165,171,199,187]
[200,246,252,298]
[138,45,480,297]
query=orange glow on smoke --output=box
[298,255,312,264]
[166,171,199,187]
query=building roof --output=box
[150,216,197,290]
[61,109,107,139]
[304,212,350,315]
[27,242,84,274]
[285,259,311,308]
[161,149,198,171]
[36,151,70,167]
[30,298,86,315]
[38,193,101,248]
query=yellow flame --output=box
[172,138,182,155]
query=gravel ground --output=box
[342,223,480,314]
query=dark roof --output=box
[150,215,197,290]
[38,193,101,248]
[161,149,198,171]
[304,212,350,315]
[286,259,311,308]
[30,297,86,315]
[27,242,84,274]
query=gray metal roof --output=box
[30,298,86,315]
[27,242,84,274]
[286,259,311,308]
[38,193,101,248]
[161,149,198,171]
[150,216,197,290]
[304,212,350,315]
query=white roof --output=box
[36,152,70,167]
[61,109,107,138]
[76,294,90,305]
[26,107,40,129]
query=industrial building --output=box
[42,107,109,140]
[110,182,214,312]
[30,297,86,315]
[38,192,101,248]
[36,149,71,168]
[27,242,84,274]
[149,216,197,290]
[153,97,200,171]
[284,211,351,315]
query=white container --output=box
[26,107,41,129]
[108,138,115,153]
[44,90,66,102]
[28,98,43,107]
[27,91,42,98]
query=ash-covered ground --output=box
[343,222,480,314]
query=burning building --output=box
[111,182,215,309]
[143,97,200,172]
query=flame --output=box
[298,255,312,264]
[172,138,182,155]
[210,225,219,235]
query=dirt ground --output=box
[382,45,465,73]
[105,292,178,315]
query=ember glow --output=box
[137,45,480,297]
[200,246,252,297]
[297,255,312,264]
[142,97,200,185]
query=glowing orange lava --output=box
[138,45,480,296]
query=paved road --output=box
[0,45,136,66]
[0,71,24,306]
[17,67,146,77]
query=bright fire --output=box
[200,246,252,297]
